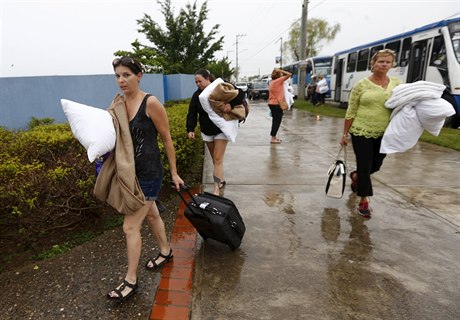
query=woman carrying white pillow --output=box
[106,56,184,302]
[186,69,231,195]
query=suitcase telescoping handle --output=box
[171,182,199,207]
[172,183,212,221]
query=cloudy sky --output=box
[1,0,459,79]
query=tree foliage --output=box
[283,18,340,63]
[206,56,235,81]
[115,0,225,74]
[115,39,162,74]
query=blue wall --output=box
[164,74,196,102]
[0,73,195,130]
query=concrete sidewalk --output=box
[190,101,460,319]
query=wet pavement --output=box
[191,101,460,320]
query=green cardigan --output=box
[345,77,401,138]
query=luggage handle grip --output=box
[171,182,199,205]
[171,183,211,222]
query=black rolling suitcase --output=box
[176,185,245,250]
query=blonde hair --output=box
[370,49,396,71]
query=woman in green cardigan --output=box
[340,49,401,218]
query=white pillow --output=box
[61,99,116,162]
[415,98,455,136]
[380,106,424,154]
[199,78,239,143]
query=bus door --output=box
[407,40,429,82]
[334,58,344,102]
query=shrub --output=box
[28,117,55,130]
[161,103,203,178]
[0,102,204,270]
[0,123,99,262]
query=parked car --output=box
[235,82,248,93]
[248,81,269,100]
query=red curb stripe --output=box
[150,186,200,320]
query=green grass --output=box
[294,100,460,152]
[36,231,96,260]
[420,127,460,151]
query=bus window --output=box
[370,45,384,58]
[289,64,298,75]
[400,37,412,67]
[408,40,429,82]
[448,20,460,62]
[453,34,460,62]
[385,40,401,66]
[347,52,357,72]
[313,57,333,76]
[430,36,447,68]
[357,49,370,71]
[306,60,313,73]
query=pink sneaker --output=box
[358,201,372,218]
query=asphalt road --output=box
[191,100,460,320]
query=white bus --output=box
[330,17,460,127]
[283,56,333,98]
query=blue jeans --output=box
[138,177,163,201]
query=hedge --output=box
[0,102,203,267]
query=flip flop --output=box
[270,139,282,144]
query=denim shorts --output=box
[138,177,163,201]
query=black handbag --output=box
[325,146,347,199]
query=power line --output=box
[243,0,327,61]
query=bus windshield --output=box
[313,57,332,76]
[449,20,460,63]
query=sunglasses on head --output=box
[112,57,142,73]
[378,49,396,55]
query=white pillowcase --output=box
[414,98,455,136]
[61,99,116,162]
[380,106,424,154]
[199,78,239,142]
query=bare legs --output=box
[107,204,148,298]
[145,201,171,267]
[206,139,229,195]
[108,201,171,298]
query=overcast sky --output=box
[1,0,459,79]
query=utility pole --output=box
[278,37,283,68]
[298,0,309,100]
[235,34,246,82]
